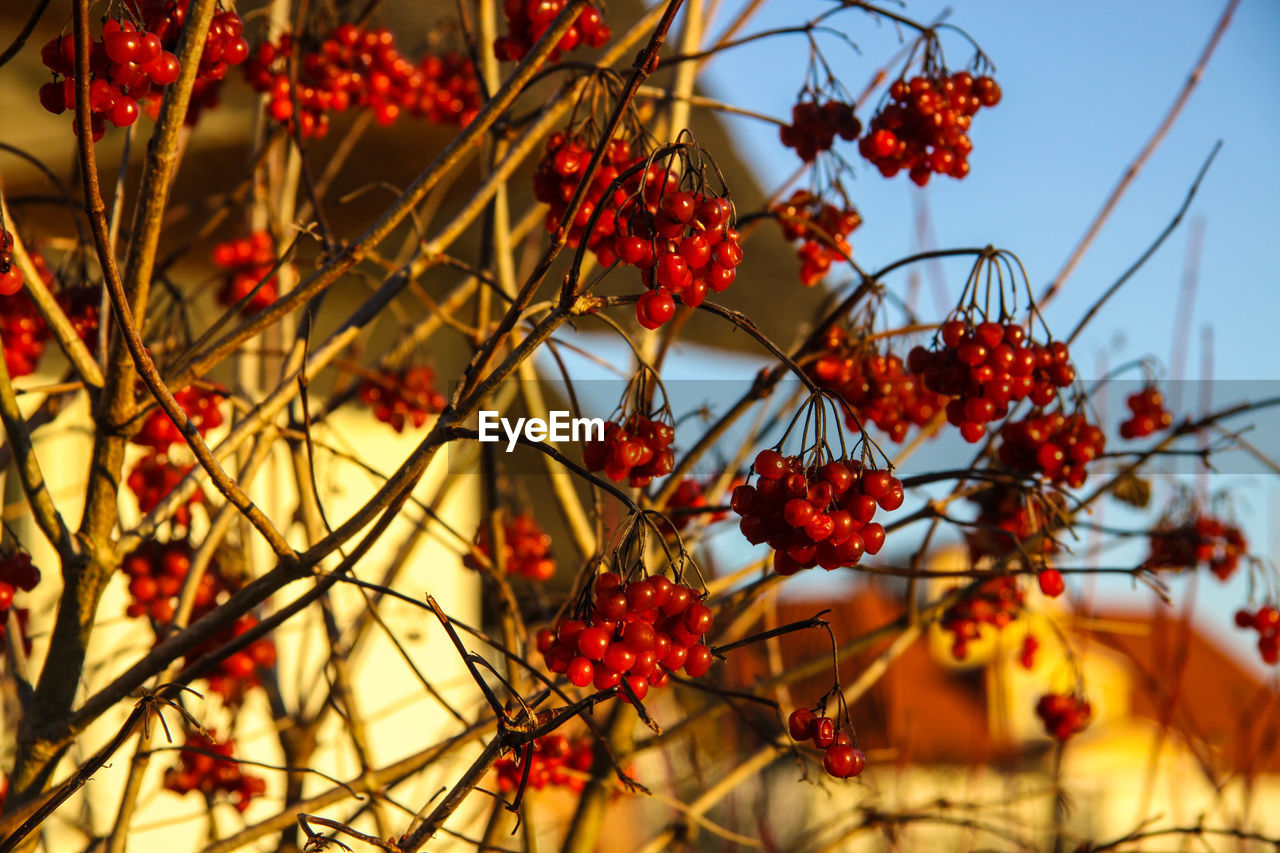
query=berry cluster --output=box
[464,514,556,581]
[1035,692,1092,741]
[1,290,49,380]
[128,453,203,526]
[412,52,483,126]
[0,229,22,296]
[583,414,676,487]
[494,733,594,793]
[132,385,226,451]
[245,25,481,138]
[779,100,861,163]
[122,539,275,702]
[1143,514,1247,581]
[537,572,715,699]
[859,71,1001,185]
[1234,606,1279,665]
[38,20,182,140]
[164,731,266,812]
[0,554,42,627]
[964,484,1063,567]
[732,450,900,576]
[188,614,278,702]
[531,136,742,325]
[494,0,610,62]
[358,366,447,432]
[665,477,732,533]
[56,284,102,353]
[1119,386,1173,439]
[532,133,640,257]
[909,319,1076,443]
[618,188,742,326]
[786,707,867,779]
[809,329,946,443]
[136,1,250,123]
[1,249,64,377]
[997,411,1105,488]
[773,191,862,287]
[212,232,277,312]
[121,538,220,622]
[940,575,1022,659]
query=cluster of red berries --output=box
[245,25,481,138]
[732,450,900,576]
[908,319,1076,443]
[412,52,484,126]
[38,20,182,140]
[940,575,1022,659]
[357,366,447,432]
[0,251,91,378]
[1119,386,1173,439]
[128,453,203,526]
[188,613,278,702]
[779,100,861,163]
[665,477,732,533]
[1143,514,1247,581]
[1234,605,1279,665]
[786,707,866,779]
[1035,692,1092,741]
[531,135,742,325]
[0,554,41,625]
[464,514,556,582]
[138,1,250,123]
[494,0,610,62]
[773,191,862,287]
[532,133,640,256]
[859,71,1001,185]
[494,733,595,793]
[1,290,49,379]
[0,248,99,362]
[164,731,266,812]
[619,188,742,327]
[212,232,277,312]
[122,539,275,701]
[131,385,226,451]
[56,284,102,353]
[0,229,22,296]
[583,414,676,487]
[121,538,220,622]
[808,330,946,443]
[998,411,1105,488]
[537,572,715,699]
[964,485,1063,567]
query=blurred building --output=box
[727,578,1280,852]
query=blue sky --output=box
[547,0,1280,673]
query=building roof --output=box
[730,583,1280,773]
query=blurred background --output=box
[0,0,1278,849]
